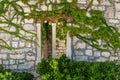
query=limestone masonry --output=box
[0,0,120,72]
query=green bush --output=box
[0,71,34,80]
[37,55,120,80]
[13,72,34,80]
[0,65,34,80]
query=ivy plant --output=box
[0,0,119,54]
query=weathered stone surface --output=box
[93,0,99,5]
[25,42,31,47]
[25,19,34,23]
[94,51,101,57]
[101,52,110,57]
[9,65,17,70]
[23,24,35,31]
[0,60,2,64]
[100,0,111,5]
[115,3,120,11]
[16,1,27,6]
[0,33,11,40]
[75,51,84,56]
[74,42,86,49]
[28,1,38,5]
[48,5,52,11]
[10,54,25,59]
[18,60,25,64]
[0,54,7,59]
[19,41,25,47]
[96,57,108,62]
[98,6,105,11]
[85,50,93,56]
[18,62,34,70]
[67,0,72,3]
[76,56,88,61]
[9,27,16,32]
[104,7,114,18]
[78,0,87,4]
[109,19,119,24]
[9,60,16,64]
[110,56,118,61]
[41,5,47,11]
[115,11,120,19]
[3,60,9,65]
[23,7,30,13]
[12,37,19,40]
[89,56,94,60]
[27,56,35,61]
[12,42,18,48]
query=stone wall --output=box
[73,0,120,62]
[0,0,120,72]
[0,1,38,72]
[0,0,66,73]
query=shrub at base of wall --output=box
[37,55,120,80]
[0,65,34,80]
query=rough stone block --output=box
[12,42,18,48]
[104,7,114,18]
[85,50,93,56]
[24,7,30,13]
[0,60,2,64]
[76,56,88,61]
[0,54,7,59]
[101,52,110,57]
[24,24,35,31]
[19,60,25,64]
[100,0,111,5]
[9,27,16,32]
[110,56,118,61]
[27,56,35,61]
[25,42,31,47]
[16,1,27,7]
[10,54,25,59]
[9,60,16,64]
[12,37,19,40]
[3,60,9,65]
[28,1,38,5]
[109,19,119,24]
[115,3,120,11]
[96,57,108,62]
[67,0,72,3]
[25,19,34,23]
[98,6,105,11]
[9,65,17,70]
[75,51,84,56]
[41,5,47,11]
[93,0,99,5]
[94,51,101,57]
[78,0,87,4]
[115,11,120,19]
[0,33,11,40]
[19,41,25,47]
[18,62,34,70]
[89,56,94,60]
[74,42,86,49]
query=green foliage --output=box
[12,72,34,80]
[0,0,37,49]
[0,64,34,80]
[37,55,120,80]
[0,71,34,80]
[0,0,118,54]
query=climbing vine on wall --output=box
[0,0,119,54]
